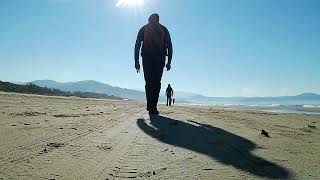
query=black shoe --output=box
[149,108,159,115]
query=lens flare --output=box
[116,0,145,7]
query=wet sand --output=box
[0,92,319,179]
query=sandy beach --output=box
[0,92,319,179]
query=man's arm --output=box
[134,27,144,64]
[164,27,173,65]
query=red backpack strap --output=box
[143,26,149,48]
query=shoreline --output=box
[172,103,320,115]
[2,91,320,115]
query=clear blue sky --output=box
[1,0,319,97]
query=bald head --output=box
[148,13,160,24]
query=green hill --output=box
[0,81,123,100]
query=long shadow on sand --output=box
[137,115,290,179]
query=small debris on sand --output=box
[261,129,270,137]
[53,113,102,118]
[203,168,214,171]
[47,142,64,148]
[42,143,64,154]
[53,114,80,118]
[162,148,169,152]
[9,111,46,117]
[97,144,112,151]
[308,124,316,129]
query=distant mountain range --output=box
[30,80,320,105]
[30,80,198,102]
[31,80,145,101]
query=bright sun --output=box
[116,0,145,7]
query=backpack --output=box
[143,24,165,53]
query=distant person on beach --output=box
[166,84,174,106]
[134,13,173,115]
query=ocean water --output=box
[163,96,320,115]
[178,102,320,115]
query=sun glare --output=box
[116,0,145,7]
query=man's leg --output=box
[166,96,169,106]
[152,57,165,110]
[150,82,160,110]
[169,96,172,106]
[142,58,152,111]
[145,85,152,111]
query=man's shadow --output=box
[137,115,290,179]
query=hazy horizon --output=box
[1,0,320,97]
[4,79,319,98]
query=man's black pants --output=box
[142,55,165,110]
[166,95,172,106]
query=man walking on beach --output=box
[166,84,174,106]
[134,13,173,115]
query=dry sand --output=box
[0,92,319,180]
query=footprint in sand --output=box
[97,144,112,151]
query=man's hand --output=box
[166,63,171,71]
[135,61,140,73]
